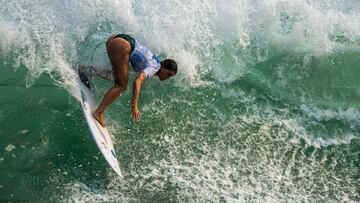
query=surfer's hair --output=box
[161,59,178,74]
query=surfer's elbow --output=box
[133,79,143,88]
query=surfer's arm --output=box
[131,72,146,122]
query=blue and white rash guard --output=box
[129,40,161,80]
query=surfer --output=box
[82,34,178,127]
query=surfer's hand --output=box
[131,106,141,122]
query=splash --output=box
[1,0,359,86]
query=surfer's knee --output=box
[113,73,129,93]
[114,83,127,93]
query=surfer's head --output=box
[157,59,178,81]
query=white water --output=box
[1,0,360,85]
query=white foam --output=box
[0,21,22,55]
[62,182,109,203]
[312,133,358,148]
[1,0,360,88]
[18,129,29,134]
[281,116,359,148]
[5,144,16,152]
[301,105,360,123]
[58,106,360,202]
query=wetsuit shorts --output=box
[114,34,136,53]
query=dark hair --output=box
[161,59,178,74]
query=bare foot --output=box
[92,111,106,127]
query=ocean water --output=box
[1,0,360,202]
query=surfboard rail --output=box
[77,70,123,178]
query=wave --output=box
[1,0,360,86]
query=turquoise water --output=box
[1,0,360,202]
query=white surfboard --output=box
[77,71,123,178]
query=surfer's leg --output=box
[78,64,113,81]
[88,66,113,81]
[92,36,130,127]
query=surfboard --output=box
[77,68,123,178]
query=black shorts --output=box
[114,34,135,53]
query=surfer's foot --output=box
[92,111,106,127]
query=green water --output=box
[1,58,359,201]
[0,67,97,201]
